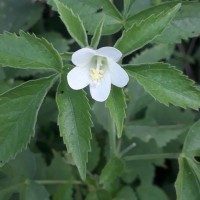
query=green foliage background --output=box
[0,0,200,199]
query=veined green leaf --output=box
[54,0,88,47]
[48,0,122,35]
[0,75,57,167]
[175,120,200,200]
[115,4,181,56]
[105,86,126,138]
[90,18,104,49]
[155,2,200,43]
[123,0,137,18]
[125,2,181,28]
[0,31,62,71]
[100,156,125,187]
[130,44,174,65]
[56,69,92,180]
[126,124,188,147]
[125,63,200,110]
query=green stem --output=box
[109,122,116,157]
[35,180,82,185]
[120,142,136,157]
[125,153,180,161]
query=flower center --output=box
[90,57,104,85]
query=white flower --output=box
[67,47,129,102]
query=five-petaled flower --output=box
[67,47,129,102]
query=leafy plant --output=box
[0,0,200,199]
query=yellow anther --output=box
[90,68,104,82]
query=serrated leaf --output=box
[175,120,200,200]
[0,75,57,167]
[126,124,188,147]
[48,0,122,35]
[56,69,92,180]
[124,0,152,18]
[125,2,180,28]
[91,18,104,49]
[115,4,181,56]
[155,2,200,43]
[123,0,137,18]
[0,0,44,33]
[105,86,126,138]
[130,44,174,65]
[0,31,62,71]
[99,156,125,187]
[54,0,88,47]
[125,63,200,110]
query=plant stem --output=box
[35,180,82,185]
[124,153,180,161]
[119,142,136,157]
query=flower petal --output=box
[67,67,90,90]
[89,72,111,102]
[107,58,129,87]
[96,47,122,62]
[72,48,95,67]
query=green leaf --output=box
[91,18,104,49]
[0,75,57,167]
[48,0,122,35]
[127,80,154,119]
[39,31,71,53]
[137,185,168,200]
[56,69,92,180]
[99,156,125,187]
[123,0,137,18]
[46,152,73,181]
[114,186,137,200]
[155,2,200,43]
[86,189,112,200]
[126,124,188,147]
[122,139,163,184]
[125,63,200,110]
[105,86,126,138]
[124,0,152,18]
[20,181,49,200]
[87,136,100,172]
[146,102,195,125]
[130,44,174,65]
[92,102,113,134]
[0,31,62,71]
[175,120,200,200]
[125,2,180,28]
[0,0,44,33]
[53,184,72,200]
[115,4,181,56]
[54,0,88,47]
